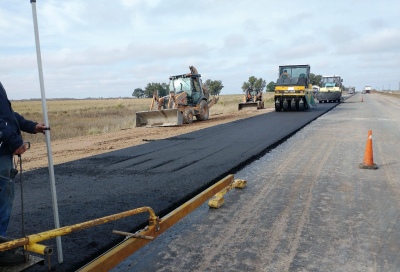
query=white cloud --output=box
[339,28,400,55]
[40,1,86,35]
[1,0,400,99]
[223,34,248,50]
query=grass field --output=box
[11,93,275,144]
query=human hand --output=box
[34,123,47,134]
[14,144,27,155]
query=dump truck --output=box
[364,86,372,93]
[238,88,264,110]
[136,66,219,127]
[274,64,316,111]
[316,75,343,103]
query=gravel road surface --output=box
[113,93,400,272]
[8,103,337,271]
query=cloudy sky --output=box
[1,0,399,99]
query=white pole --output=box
[30,0,63,263]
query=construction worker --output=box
[189,66,198,75]
[280,69,292,79]
[0,81,46,265]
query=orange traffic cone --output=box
[359,130,378,169]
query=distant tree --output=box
[315,75,322,86]
[132,88,144,98]
[309,73,323,86]
[242,76,266,93]
[160,83,169,96]
[204,79,224,95]
[144,83,169,98]
[266,81,275,92]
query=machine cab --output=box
[276,65,310,87]
[320,76,342,88]
[169,74,203,105]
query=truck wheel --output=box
[184,108,194,124]
[196,100,209,121]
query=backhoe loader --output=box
[238,88,264,110]
[135,66,219,127]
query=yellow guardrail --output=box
[78,174,245,271]
[0,207,158,255]
[0,175,246,271]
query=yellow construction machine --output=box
[136,66,219,127]
[316,75,343,103]
[274,64,316,111]
[238,88,264,110]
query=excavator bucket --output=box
[238,102,259,110]
[135,109,183,127]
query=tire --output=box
[275,98,281,112]
[184,108,194,124]
[298,98,305,111]
[196,100,209,121]
[294,99,300,111]
[282,99,288,111]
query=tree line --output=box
[132,73,340,98]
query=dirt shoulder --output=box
[22,109,272,171]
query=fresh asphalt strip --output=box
[10,102,338,271]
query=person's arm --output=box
[0,117,23,153]
[13,111,41,133]
[14,144,28,155]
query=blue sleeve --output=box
[13,112,37,133]
[0,117,23,152]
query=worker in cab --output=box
[280,69,291,79]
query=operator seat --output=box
[297,73,307,86]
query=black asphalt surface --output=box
[9,103,337,271]
[112,93,400,271]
